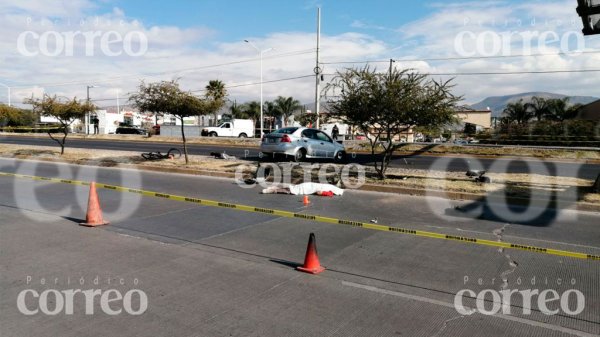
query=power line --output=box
[87,74,315,103]
[10,49,316,89]
[320,50,600,65]
[323,68,600,77]
[426,69,600,76]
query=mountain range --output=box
[469,92,599,117]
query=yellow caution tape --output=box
[1,171,599,261]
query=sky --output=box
[1,0,599,109]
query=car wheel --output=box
[238,133,247,138]
[334,151,346,163]
[209,132,218,137]
[293,149,306,162]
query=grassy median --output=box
[1,143,598,205]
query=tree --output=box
[263,101,279,131]
[272,96,302,127]
[242,101,261,136]
[503,100,533,126]
[131,80,208,164]
[326,67,460,179]
[296,111,328,127]
[525,96,550,121]
[205,80,227,125]
[25,95,95,155]
[545,98,581,121]
[228,101,246,119]
[0,104,36,127]
[129,81,165,125]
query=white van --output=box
[201,119,254,138]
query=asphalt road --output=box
[1,158,599,336]
[2,135,599,179]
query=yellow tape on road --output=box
[1,171,599,261]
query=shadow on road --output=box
[445,185,589,227]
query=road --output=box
[1,158,599,336]
[2,135,600,179]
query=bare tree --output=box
[326,67,460,179]
[131,80,209,164]
[25,95,95,155]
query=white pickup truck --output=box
[201,119,254,138]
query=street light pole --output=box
[245,40,273,137]
[315,7,321,129]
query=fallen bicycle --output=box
[141,148,182,161]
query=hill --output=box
[469,92,599,117]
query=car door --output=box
[314,130,336,158]
[220,122,232,137]
[300,129,321,157]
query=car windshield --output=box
[274,127,298,134]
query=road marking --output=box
[1,171,599,261]
[342,281,598,337]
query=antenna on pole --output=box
[314,7,322,129]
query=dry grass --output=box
[1,143,598,204]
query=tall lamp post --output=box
[244,40,273,137]
[0,83,10,106]
[86,85,99,135]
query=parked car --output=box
[116,125,146,135]
[201,119,254,138]
[260,127,346,162]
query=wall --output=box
[160,125,204,137]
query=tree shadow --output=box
[445,185,590,227]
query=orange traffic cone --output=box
[297,233,325,274]
[303,195,310,206]
[79,182,109,227]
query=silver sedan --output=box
[260,127,346,162]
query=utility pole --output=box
[314,7,322,129]
[389,58,395,76]
[86,85,99,135]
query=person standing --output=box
[92,116,99,134]
[331,124,339,141]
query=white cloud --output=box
[0,0,598,109]
[396,0,600,103]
